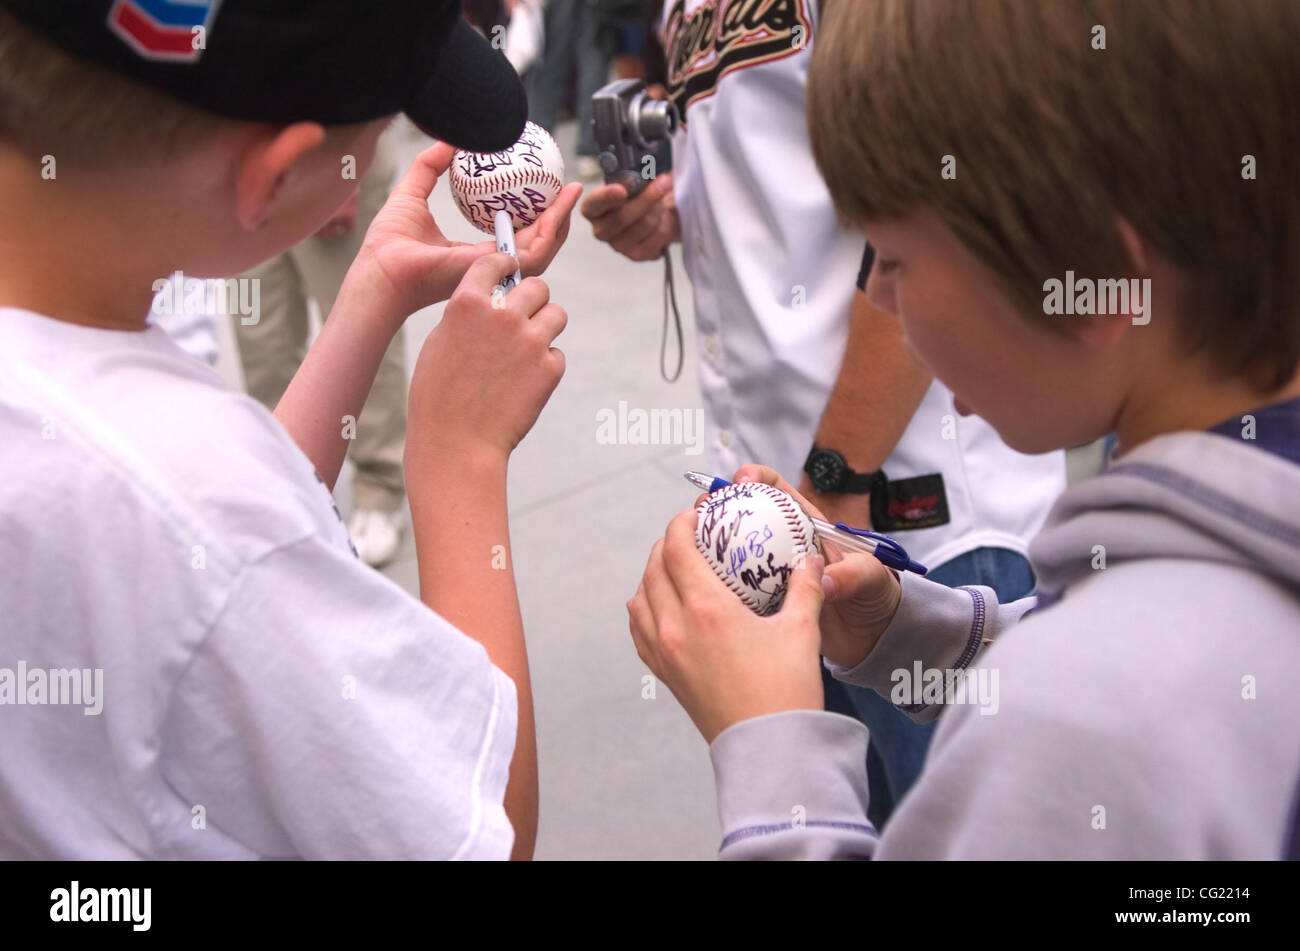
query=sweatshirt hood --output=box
[1029,428,1300,603]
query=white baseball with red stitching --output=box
[694,482,819,617]
[449,121,565,234]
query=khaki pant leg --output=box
[293,138,407,512]
[232,252,310,410]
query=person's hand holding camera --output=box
[581,173,680,263]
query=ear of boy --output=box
[1072,217,1152,351]
[1072,310,1133,350]
[233,122,331,232]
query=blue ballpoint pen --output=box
[684,471,928,576]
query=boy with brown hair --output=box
[626,0,1300,857]
[0,0,580,859]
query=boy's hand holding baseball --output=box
[405,253,567,473]
[581,173,680,262]
[730,465,904,670]
[626,507,827,744]
[357,143,582,326]
[626,464,904,743]
[275,142,579,494]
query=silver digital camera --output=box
[591,79,679,197]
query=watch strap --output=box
[843,468,885,493]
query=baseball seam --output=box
[453,168,564,197]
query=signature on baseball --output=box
[699,486,793,602]
[449,121,565,235]
[461,130,548,178]
[466,187,552,229]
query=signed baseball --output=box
[695,482,819,617]
[449,120,565,234]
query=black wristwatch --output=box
[803,447,882,494]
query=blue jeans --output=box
[822,546,1037,827]
[524,0,610,157]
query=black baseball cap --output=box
[0,0,527,152]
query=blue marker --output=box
[684,470,928,576]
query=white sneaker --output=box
[576,155,604,181]
[347,509,405,567]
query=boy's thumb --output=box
[823,551,892,603]
[463,250,522,294]
[781,553,826,625]
[392,142,456,201]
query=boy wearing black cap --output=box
[0,0,582,859]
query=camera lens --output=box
[631,97,680,145]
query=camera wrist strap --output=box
[660,247,684,383]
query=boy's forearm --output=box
[274,262,403,490]
[407,449,537,860]
[799,291,933,525]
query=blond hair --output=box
[808,0,1300,390]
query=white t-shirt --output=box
[662,0,1066,569]
[0,307,516,859]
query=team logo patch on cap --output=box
[107,0,223,63]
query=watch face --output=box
[807,449,847,491]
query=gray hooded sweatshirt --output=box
[709,413,1300,858]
